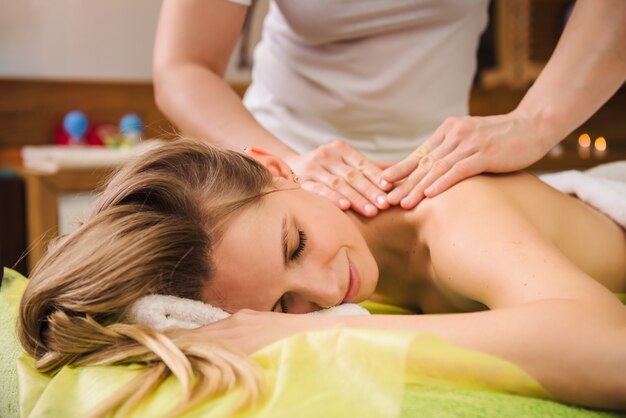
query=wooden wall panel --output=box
[0,78,624,163]
[0,79,251,147]
[0,79,174,146]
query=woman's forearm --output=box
[515,0,626,147]
[153,62,298,159]
[152,0,298,159]
[337,299,626,410]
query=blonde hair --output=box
[17,139,274,417]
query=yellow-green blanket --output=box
[2,268,624,417]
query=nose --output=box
[289,268,343,313]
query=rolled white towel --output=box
[128,294,370,332]
[539,161,626,228]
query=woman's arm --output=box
[516,0,626,145]
[202,299,626,410]
[153,0,295,157]
[383,0,626,206]
[153,0,390,216]
[341,302,626,410]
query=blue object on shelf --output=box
[63,111,89,143]
[119,113,143,135]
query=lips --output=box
[343,256,360,304]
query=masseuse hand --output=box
[198,310,335,354]
[383,111,552,209]
[285,140,393,217]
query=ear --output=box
[244,147,293,181]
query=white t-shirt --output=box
[232,0,489,162]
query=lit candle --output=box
[578,133,591,148]
[578,133,591,160]
[593,136,607,159]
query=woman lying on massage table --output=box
[18,139,626,415]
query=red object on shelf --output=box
[54,122,116,146]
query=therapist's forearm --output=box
[154,62,298,159]
[515,0,626,147]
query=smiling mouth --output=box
[343,256,360,304]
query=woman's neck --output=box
[346,206,432,287]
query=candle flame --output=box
[578,133,591,148]
[594,137,607,151]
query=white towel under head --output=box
[128,294,370,331]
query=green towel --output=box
[3,268,625,417]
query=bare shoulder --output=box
[427,172,626,293]
[413,171,626,309]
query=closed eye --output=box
[273,293,289,313]
[291,229,307,261]
[275,229,306,313]
[276,219,307,313]
[276,229,306,313]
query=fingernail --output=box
[379,179,389,188]
[376,195,387,206]
[365,204,376,214]
[388,189,400,202]
[339,199,350,209]
[401,196,414,207]
[424,186,434,196]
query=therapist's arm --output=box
[153,0,390,217]
[516,0,626,148]
[153,0,295,157]
[383,0,626,208]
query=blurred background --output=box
[1,0,624,275]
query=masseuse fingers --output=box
[300,179,352,211]
[339,145,393,192]
[381,120,452,184]
[399,148,475,209]
[327,161,390,212]
[386,138,458,206]
[312,140,388,215]
[382,143,432,186]
[386,156,433,207]
[288,140,389,216]
[312,170,380,217]
[375,161,395,170]
[322,140,391,209]
[326,140,392,209]
[423,153,485,198]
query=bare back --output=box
[373,172,626,314]
[488,172,626,293]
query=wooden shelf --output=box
[19,167,112,271]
